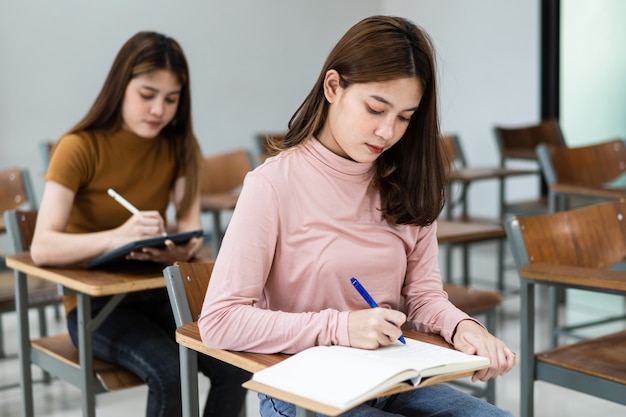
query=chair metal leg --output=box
[15,270,35,417]
[548,286,559,348]
[461,243,470,287]
[497,239,506,293]
[520,280,535,417]
[36,306,52,384]
[0,314,5,358]
[443,244,454,283]
[211,211,223,255]
[484,308,497,404]
[76,293,97,417]
[180,345,199,417]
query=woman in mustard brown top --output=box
[31,31,249,417]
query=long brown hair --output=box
[67,31,202,217]
[274,16,445,226]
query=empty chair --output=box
[506,200,626,417]
[0,167,38,233]
[0,168,60,365]
[39,140,56,174]
[255,132,286,164]
[200,149,253,252]
[494,119,566,216]
[536,138,626,345]
[440,134,532,292]
[536,138,626,212]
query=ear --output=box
[323,69,341,103]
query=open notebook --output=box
[248,338,489,411]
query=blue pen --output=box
[350,277,406,344]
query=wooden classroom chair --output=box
[440,134,533,293]
[536,138,626,345]
[255,132,286,164]
[200,149,253,253]
[536,138,626,212]
[39,140,56,174]
[3,209,143,405]
[164,261,250,417]
[493,118,566,217]
[505,200,626,417]
[0,168,60,366]
[165,259,501,406]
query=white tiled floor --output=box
[1,242,625,416]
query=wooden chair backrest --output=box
[200,149,252,194]
[170,261,215,323]
[39,140,56,172]
[256,132,286,160]
[440,134,466,169]
[0,168,35,214]
[494,118,565,160]
[4,209,38,252]
[537,138,626,187]
[508,199,626,269]
[0,168,37,233]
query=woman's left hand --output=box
[127,236,203,264]
[452,319,516,382]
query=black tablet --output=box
[86,229,204,269]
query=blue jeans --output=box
[259,384,514,416]
[67,288,250,417]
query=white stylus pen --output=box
[107,188,140,215]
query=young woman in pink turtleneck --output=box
[199,15,516,417]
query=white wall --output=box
[384,0,541,216]
[0,0,379,190]
[0,1,540,252]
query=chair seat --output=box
[443,284,502,315]
[537,330,626,383]
[32,333,143,391]
[437,220,505,244]
[0,274,61,312]
[200,191,239,212]
[504,196,549,216]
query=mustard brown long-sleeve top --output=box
[46,129,181,314]
[199,137,471,354]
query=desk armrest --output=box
[549,183,626,199]
[448,167,537,183]
[519,263,626,293]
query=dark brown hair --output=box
[67,31,202,217]
[271,15,445,226]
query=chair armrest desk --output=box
[5,252,166,417]
[176,323,478,417]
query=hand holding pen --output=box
[107,188,199,264]
[107,188,167,237]
[350,277,407,346]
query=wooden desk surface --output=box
[520,263,626,293]
[177,323,480,416]
[436,220,505,244]
[448,166,537,183]
[550,183,626,200]
[5,252,166,297]
[500,149,539,160]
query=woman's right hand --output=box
[115,210,167,244]
[347,308,406,349]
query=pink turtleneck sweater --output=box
[198,138,470,354]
